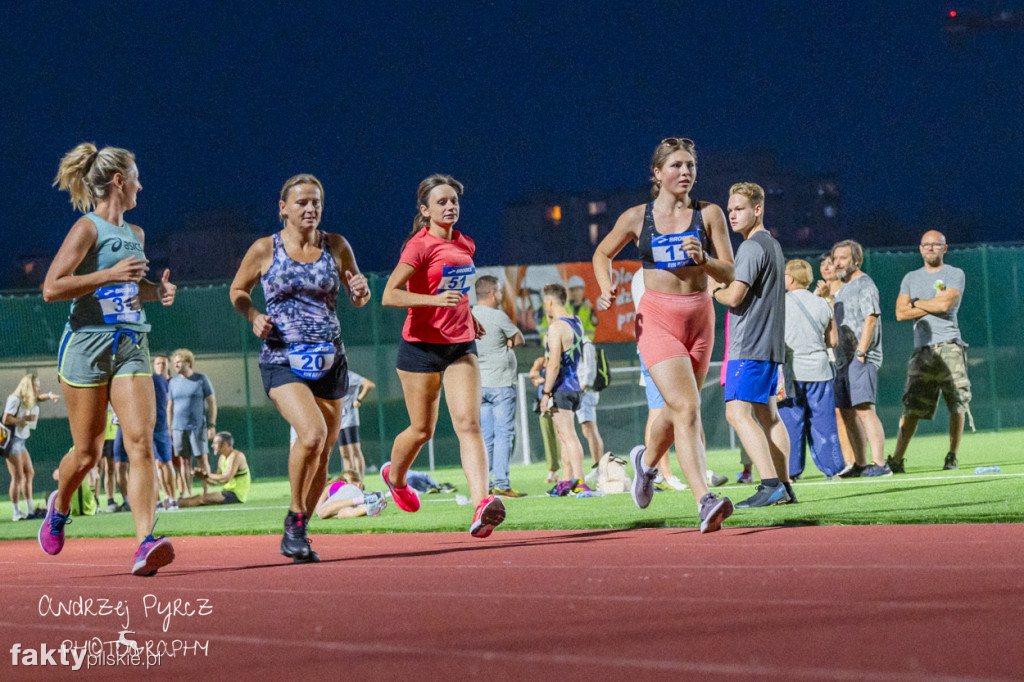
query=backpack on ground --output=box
[597,452,628,494]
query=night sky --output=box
[3,1,1022,285]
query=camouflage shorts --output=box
[902,341,971,419]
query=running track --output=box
[1,524,1022,680]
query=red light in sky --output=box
[949,10,957,17]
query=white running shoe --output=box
[665,475,687,491]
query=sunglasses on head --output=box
[661,137,695,147]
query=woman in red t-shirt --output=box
[380,174,505,538]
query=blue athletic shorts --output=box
[639,361,665,410]
[724,359,780,404]
[153,429,173,464]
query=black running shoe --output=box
[885,455,905,474]
[783,481,798,504]
[736,482,791,509]
[836,463,866,479]
[280,511,311,562]
[943,452,959,470]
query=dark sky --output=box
[3,1,1022,282]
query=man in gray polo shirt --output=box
[887,230,971,473]
[831,240,891,477]
[472,276,526,497]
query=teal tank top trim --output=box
[67,213,151,332]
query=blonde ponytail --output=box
[53,143,136,213]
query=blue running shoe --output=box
[735,482,791,508]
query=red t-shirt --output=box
[399,228,477,344]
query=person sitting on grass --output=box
[179,431,250,507]
[315,471,386,519]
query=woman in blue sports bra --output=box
[41,142,178,576]
[591,137,737,533]
[230,174,371,564]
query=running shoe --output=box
[707,470,729,487]
[584,464,600,484]
[544,471,559,484]
[490,486,527,498]
[943,452,959,470]
[365,491,387,516]
[380,462,420,512]
[117,501,131,513]
[167,499,179,511]
[735,482,791,508]
[438,482,457,493]
[12,506,26,522]
[698,493,734,533]
[156,500,165,511]
[131,534,175,577]
[836,463,866,479]
[469,495,505,538]
[653,475,673,492]
[665,475,687,491]
[630,445,656,509]
[106,500,118,513]
[38,491,71,555]
[280,511,312,562]
[783,481,798,504]
[885,455,905,474]
[736,470,753,484]
[862,463,893,477]
[571,481,594,494]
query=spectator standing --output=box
[830,240,892,477]
[472,275,526,498]
[888,230,972,473]
[814,254,856,469]
[779,259,845,478]
[337,370,376,480]
[168,348,216,495]
[566,275,599,340]
[710,182,793,507]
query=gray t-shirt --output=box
[728,230,786,363]
[898,264,965,347]
[472,304,522,387]
[168,373,214,431]
[340,370,365,429]
[834,273,882,368]
[784,289,833,381]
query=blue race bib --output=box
[287,343,336,380]
[651,231,700,269]
[437,264,475,294]
[96,283,142,323]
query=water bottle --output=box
[974,466,1001,474]
[575,490,605,498]
[454,494,472,506]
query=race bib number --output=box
[287,343,336,381]
[437,264,475,294]
[651,231,699,269]
[97,283,142,323]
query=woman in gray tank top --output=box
[41,142,178,577]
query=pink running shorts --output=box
[636,288,715,378]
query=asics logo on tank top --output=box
[108,238,145,254]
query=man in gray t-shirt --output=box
[830,240,890,477]
[168,349,216,493]
[711,183,792,508]
[471,276,525,496]
[888,230,972,474]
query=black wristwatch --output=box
[910,298,918,308]
[855,349,866,358]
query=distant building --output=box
[501,149,841,262]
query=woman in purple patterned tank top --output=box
[230,174,371,564]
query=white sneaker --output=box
[706,470,729,487]
[665,475,687,491]
[106,502,118,513]
[584,467,599,484]
[12,506,26,521]
[168,499,179,511]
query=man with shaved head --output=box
[888,230,971,473]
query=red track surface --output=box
[1,524,1022,681]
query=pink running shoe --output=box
[131,535,175,577]
[38,491,71,556]
[469,495,506,538]
[381,462,420,512]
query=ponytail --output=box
[53,143,135,213]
